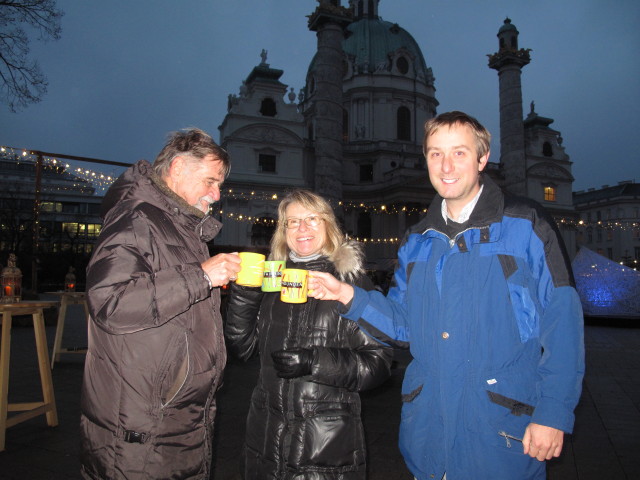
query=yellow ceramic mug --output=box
[280,268,309,303]
[236,252,266,287]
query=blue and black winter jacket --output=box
[343,175,585,480]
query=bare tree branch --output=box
[0,0,63,112]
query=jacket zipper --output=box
[498,430,523,448]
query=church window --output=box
[607,229,613,241]
[607,248,613,259]
[397,106,411,141]
[251,217,276,246]
[360,164,373,182]
[542,141,553,157]
[343,109,349,142]
[260,97,277,117]
[587,228,593,244]
[258,154,276,173]
[543,186,556,202]
[357,212,372,239]
[596,228,603,243]
[396,56,409,75]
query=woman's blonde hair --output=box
[269,189,345,261]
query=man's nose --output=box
[441,154,454,173]
[209,185,221,202]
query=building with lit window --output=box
[573,181,640,268]
[0,151,103,288]
[214,2,577,266]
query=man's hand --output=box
[201,253,241,287]
[307,271,355,305]
[523,423,564,461]
[271,348,314,378]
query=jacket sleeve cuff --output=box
[531,397,576,434]
[338,286,368,320]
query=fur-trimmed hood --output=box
[328,240,366,284]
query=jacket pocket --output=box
[160,332,190,408]
[465,367,536,449]
[505,282,539,343]
[288,399,364,469]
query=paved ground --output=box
[0,302,639,479]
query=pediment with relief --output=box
[527,162,574,181]
[234,125,303,146]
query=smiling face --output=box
[165,154,225,212]
[284,202,327,257]
[425,123,489,220]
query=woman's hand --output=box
[308,271,355,305]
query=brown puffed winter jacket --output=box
[225,243,393,479]
[80,160,226,480]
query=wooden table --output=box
[0,301,59,451]
[47,292,89,369]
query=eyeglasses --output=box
[283,215,323,229]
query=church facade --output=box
[214,0,577,268]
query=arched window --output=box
[357,212,372,239]
[396,56,409,75]
[251,217,276,246]
[542,141,553,157]
[260,98,277,117]
[397,106,411,140]
[544,186,556,202]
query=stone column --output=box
[308,2,352,206]
[488,18,530,196]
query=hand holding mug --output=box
[307,270,355,305]
[202,253,241,287]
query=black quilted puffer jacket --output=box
[80,160,226,480]
[225,242,393,480]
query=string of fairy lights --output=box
[0,146,118,194]
[1,146,639,242]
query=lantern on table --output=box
[1,253,22,303]
[64,266,76,292]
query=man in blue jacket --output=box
[309,111,585,479]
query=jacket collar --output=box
[103,160,222,242]
[421,174,504,242]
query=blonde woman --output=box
[225,189,392,479]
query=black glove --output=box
[271,348,314,379]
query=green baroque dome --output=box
[343,18,429,78]
[305,16,432,87]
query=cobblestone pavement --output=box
[0,304,638,479]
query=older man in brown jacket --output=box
[80,129,241,479]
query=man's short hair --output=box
[423,111,491,160]
[153,128,230,178]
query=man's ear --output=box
[478,151,490,172]
[168,156,185,179]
